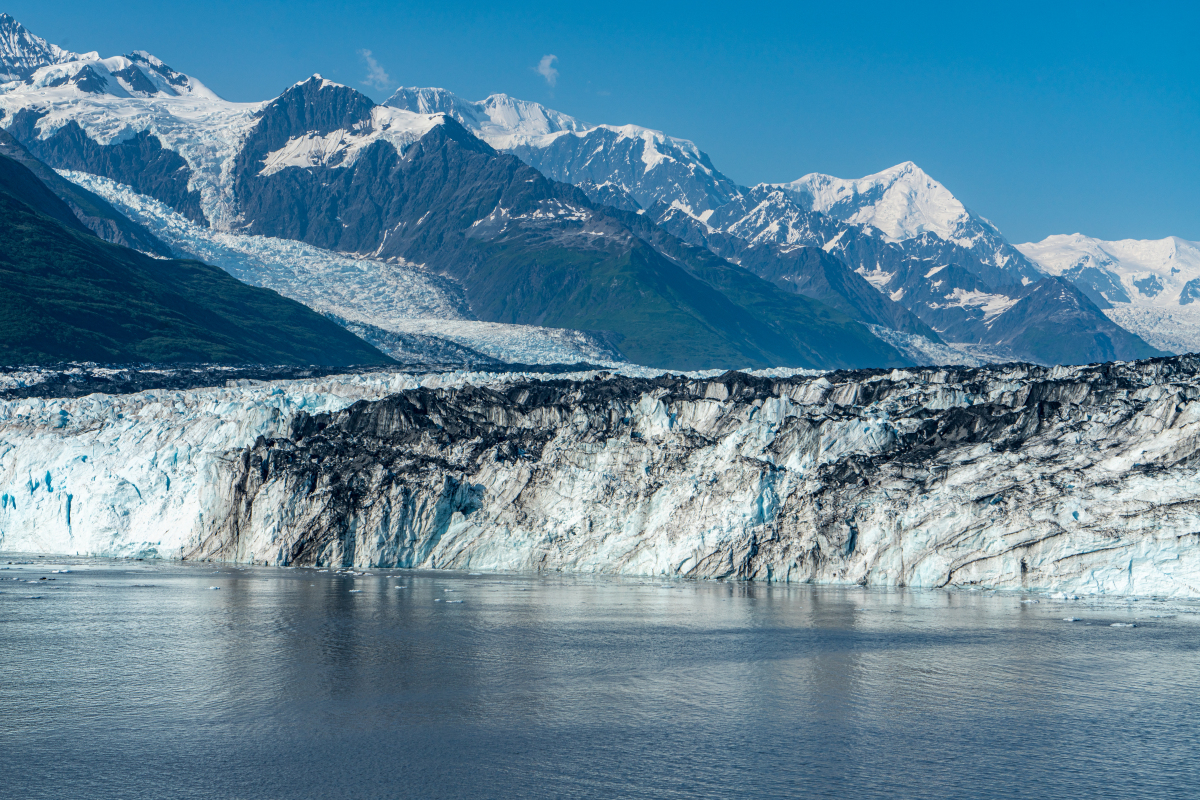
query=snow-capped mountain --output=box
[0,13,93,82]
[0,62,443,228]
[387,88,1042,284]
[1018,234,1200,304]
[1017,234,1200,353]
[385,86,742,217]
[224,77,903,370]
[773,162,1043,282]
[654,180,1158,363]
[780,162,989,242]
[384,87,1012,346]
[382,84,1151,365]
[17,51,215,98]
[387,87,588,143]
[0,47,260,226]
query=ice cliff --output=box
[4,359,1200,596]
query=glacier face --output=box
[0,368,611,560]
[7,359,1200,597]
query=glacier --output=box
[59,171,625,366]
[5,359,1200,597]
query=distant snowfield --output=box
[864,326,1013,367]
[62,171,625,366]
[1102,307,1200,355]
[1018,234,1200,354]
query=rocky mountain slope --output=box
[4,358,1200,596]
[0,13,90,82]
[0,148,391,365]
[0,128,171,256]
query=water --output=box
[2,558,1198,799]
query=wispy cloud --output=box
[535,54,559,88]
[358,49,392,91]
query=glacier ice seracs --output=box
[6,359,1200,597]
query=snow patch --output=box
[258,106,443,176]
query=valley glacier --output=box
[60,171,624,366]
[5,360,1200,597]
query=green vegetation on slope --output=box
[0,154,391,366]
[455,233,908,371]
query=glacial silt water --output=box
[1,558,1197,799]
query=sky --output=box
[8,0,1198,243]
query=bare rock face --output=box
[187,359,1200,595]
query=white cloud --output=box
[535,54,559,88]
[358,49,392,91]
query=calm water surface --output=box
[1,557,1197,799]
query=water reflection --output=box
[1,559,1197,799]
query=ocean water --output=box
[1,558,1197,800]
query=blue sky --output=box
[9,0,1198,243]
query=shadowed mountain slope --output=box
[0,150,392,365]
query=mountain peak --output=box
[385,85,588,144]
[297,73,337,88]
[0,14,91,83]
[772,162,985,245]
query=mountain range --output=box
[0,13,1180,368]
[387,85,1165,365]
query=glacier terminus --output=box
[4,359,1200,597]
